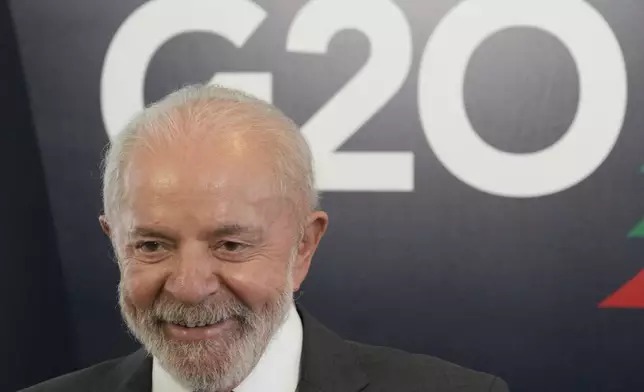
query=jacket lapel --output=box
[98,348,152,392]
[297,308,369,392]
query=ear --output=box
[291,210,329,291]
[99,215,111,237]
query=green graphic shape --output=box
[628,218,644,238]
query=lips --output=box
[162,317,236,341]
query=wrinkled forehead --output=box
[118,130,298,227]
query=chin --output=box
[157,334,261,392]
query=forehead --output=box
[121,129,293,227]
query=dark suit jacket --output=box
[21,309,509,392]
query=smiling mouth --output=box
[161,317,236,341]
[167,319,226,328]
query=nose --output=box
[163,242,220,305]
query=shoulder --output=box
[347,341,510,392]
[18,355,130,392]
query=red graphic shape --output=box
[600,269,644,308]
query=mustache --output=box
[143,296,252,327]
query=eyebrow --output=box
[128,224,263,241]
[209,224,263,239]
[128,227,177,241]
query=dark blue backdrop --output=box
[0,2,74,390]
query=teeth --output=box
[170,320,221,328]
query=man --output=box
[23,85,510,392]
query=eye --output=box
[130,240,170,263]
[135,241,164,253]
[220,241,246,252]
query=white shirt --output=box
[152,304,303,392]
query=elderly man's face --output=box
[101,130,327,391]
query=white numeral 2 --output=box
[287,0,414,191]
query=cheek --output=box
[222,254,292,310]
[121,262,168,310]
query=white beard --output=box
[118,277,293,392]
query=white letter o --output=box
[418,0,627,197]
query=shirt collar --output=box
[152,304,303,392]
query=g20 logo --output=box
[101,0,627,198]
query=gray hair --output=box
[101,84,318,225]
